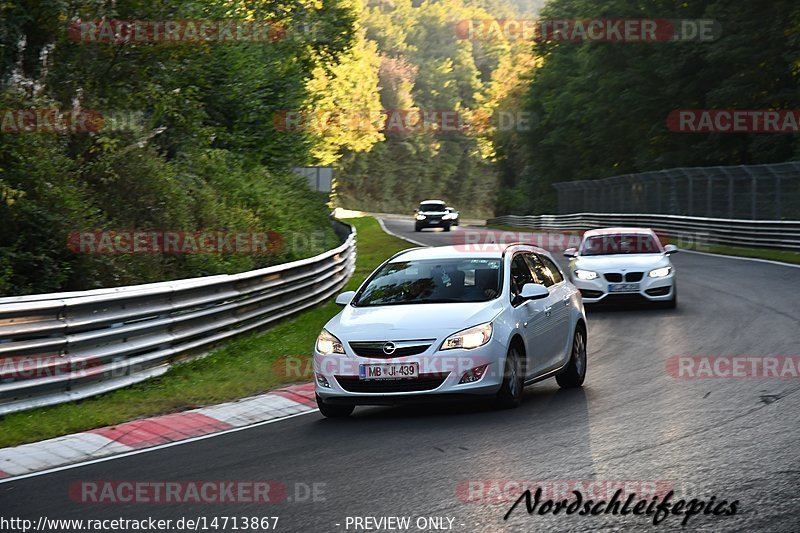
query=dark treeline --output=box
[495,0,800,214]
[0,0,358,295]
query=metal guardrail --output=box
[0,220,356,416]
[487,213,800,252]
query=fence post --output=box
[728,175,734,218]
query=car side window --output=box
[525,254,553,288]
[509,253,536,304]
[539,255,564,284]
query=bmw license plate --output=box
[359,363,419,380]
[609,283,640,293]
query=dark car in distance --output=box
[414,200,458,232]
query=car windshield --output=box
[353,258,502,306]
[580,234,662,256]
[419,202,446,212]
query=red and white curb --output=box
[0,383,316,481]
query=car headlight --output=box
[442,214,453,220]
[415,214,426,220]
[316,329,345,355]
[574,269,599,281]
[441,322,492,350]
[649,266,672,278]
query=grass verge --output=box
[0,216,412,448]
[486,225,800,265]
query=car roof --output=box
[389,244,550,262]
[419,199,445,204]
[583,227,656,237]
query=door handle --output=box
[563,295,570,307]
[544,306,552,317]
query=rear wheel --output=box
[556,327,587,388]
[496,344,524,408]
[316,394,354,418]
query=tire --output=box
[316,394,354,418]
[444,224,451,232]
[414,225,422,232]
[496,344,524,408]
[556,326,587,388]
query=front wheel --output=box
[556,327,587,388]
[496,344,524,408]
[316,394,354,418]
[443,224,451,232]
[414,225,422,232]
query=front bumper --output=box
[571,272,675,304]
[415,217,451,228]
[314,340,506,405]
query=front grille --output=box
[335,373,449,393]
[349,341,432,358]
[604,272,643,282]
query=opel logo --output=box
[382,342,396,355]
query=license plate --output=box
[609,283,640,293]
[359,363,419,380]
[429,220,440,224]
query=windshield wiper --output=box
[360,298,466,306]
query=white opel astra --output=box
[564,228,678,307]
[313,244,587,417]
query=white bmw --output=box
[564,228,678,307]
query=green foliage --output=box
[335,0,535,218]
[498,0,800,214]
[0,0,361,296]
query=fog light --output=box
[316,373,330,388]
[459,364,489,384]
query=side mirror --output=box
[520,283,549,301]
[563,248,578,258]
[664,244,679,255]
[335,290,356,305]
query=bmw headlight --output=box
[415,214,427,220]
[574,269,599,281]
[316,329,345,355]
[649,266,672,278]
[441,323,492,350]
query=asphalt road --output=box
[2,218,799,532]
